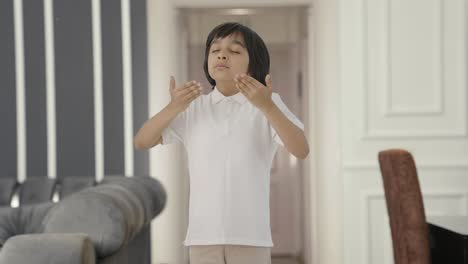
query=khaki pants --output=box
[189,244,271,264]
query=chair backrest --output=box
[378,149,430,264]
[59,177,96,199]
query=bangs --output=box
[206,24,245,47]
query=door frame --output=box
[147,1,342,263]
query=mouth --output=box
[215,64,229,69]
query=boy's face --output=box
[207,33,249,84]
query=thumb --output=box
[265,74,272,92]
[169,76,176,91]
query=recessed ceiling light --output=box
[224,8,256,16]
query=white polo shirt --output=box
[161,86,304,247]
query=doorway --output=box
[180,7,309,263]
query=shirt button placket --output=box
[222,100,233,241]
[223,138,229,241]
[225,101,233,135]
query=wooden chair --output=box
[378,149,431,264]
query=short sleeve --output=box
[161,108,188,146]
[270,93,305,147]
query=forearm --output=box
[260,102,309,159]
[134,102,181,150]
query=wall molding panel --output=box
[362,191,468,264]
[359,0,467,139]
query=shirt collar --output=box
[210,86,247,105]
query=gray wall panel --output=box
[0,0,17,179]
[131,0,149,176]
[54,0,95,177]
[24,0,48,177]
[2,0,148,180]
[102,0,125,175]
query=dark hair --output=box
[203,22,270,89]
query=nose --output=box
[217,53,228,60]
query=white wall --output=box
[147,1,191,264]
[340,0,468,263]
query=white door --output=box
[340,0,468,263]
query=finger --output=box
[265,74,272,92]
[247,75,269,94]
[182,86,202,101]
[178,80,197,91]
[177,82,201,96]
[244,75,263,88]
[235,83,249,98]
[237,76,256,94]
[188,89,202,101]
[170,76,176,91]
[236,80,252,97]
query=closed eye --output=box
[211,49,240,54]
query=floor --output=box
[272,257,301,264]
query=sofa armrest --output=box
[0,233,96,264]
[42,176,166,258]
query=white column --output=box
[13,0,26,183]
[310,0,343,263]
[122,0,134,177]
[44,0,57,179]
[147,0,188,263]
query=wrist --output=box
[260,100,276,115]
[166,101,183,115]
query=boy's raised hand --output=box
[234,73,274,112]
[169,76,203,113]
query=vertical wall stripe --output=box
[130,0,149,257]
[131,0,149,177]
[102,0,125,176]
[0,0,17,179]
[122,0,134,177]
[55,0,95,176]
[13,0,27,183]
[92,0,104,182]
[44,0,57,178]
[24,0,47,177]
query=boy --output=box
[134,22,309,264]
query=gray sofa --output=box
[0,175,166,264]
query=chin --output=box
[211,74,234,82]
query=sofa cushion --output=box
[0,202,54,247]
[59,177,95,199]
[19,177,56,205]
[0,207,15,247]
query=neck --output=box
[215,80,239,96]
